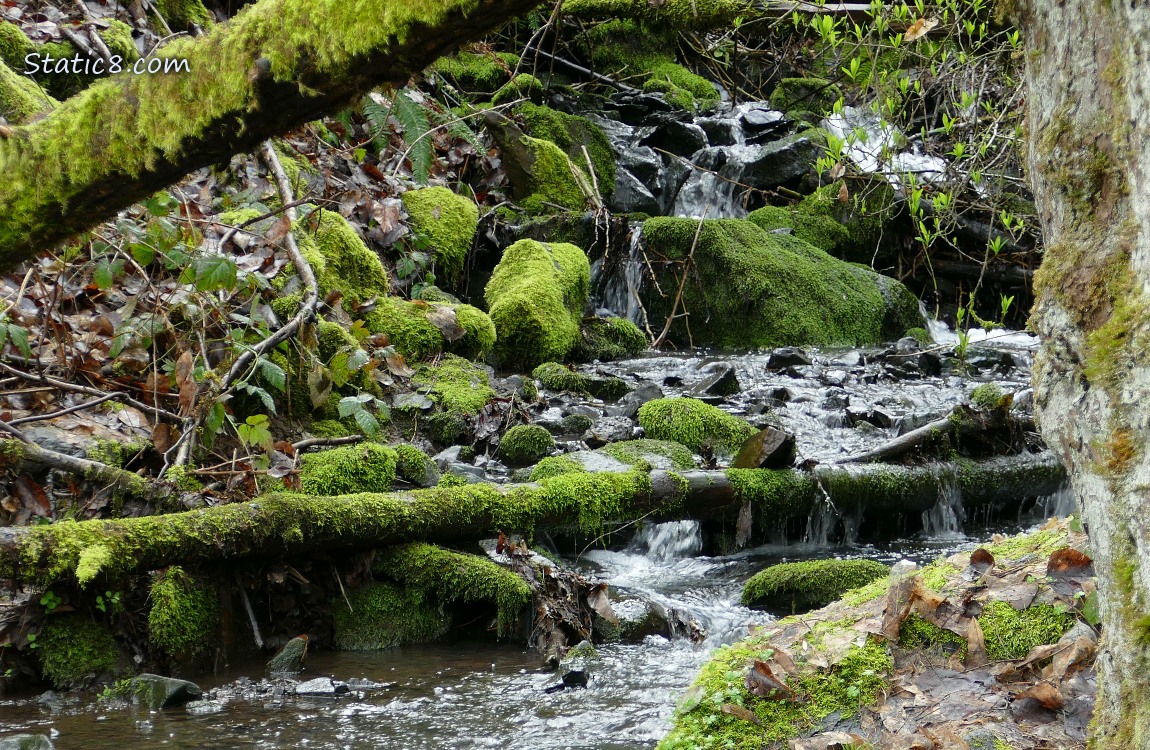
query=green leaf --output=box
[351,406,380,436]
[7,324,31,357]
[392,89,433,184]
[93,258,125,290]
[202,401,227,448]
[185,255,238,292]
[257,358,287,393]
[129,242,155,266]
[238,382,277,414]
[237,414,274,453]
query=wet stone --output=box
[639,118,708,157]
[696,117,738,146]
[846,407,894,429]
[740,107,786,131]
[732,426,796,469]
[619,145,662,185]
[822,369,849,387]
[294,678,351,698]
[766,347,811,369]
[687,363,741,398]
[184,700,225,716]
[0,735,55,750]
[607,381,664,418]
[432,445,464,469]
[609,169,660,215]
[129,674,203,709]
[895,336,922,354]
[582,416,635,448]
[821,388,850,410]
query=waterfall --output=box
[921,467,966,538]
[628,520,703,562]
[801,496,841,547]
[1030,482,1077,520]
[588,224,646,326]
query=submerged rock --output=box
[267,635,308,674]
[294,677,350,697]
[0,735,55,750]
[129,674,203,709]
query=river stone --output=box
[0,736,54,750]
[392,392,434,411]
[639,118,707,158]
[612,92,675,124]
[847,407,894,429]
[564,450,632,474]
[608,382,665,418]
[619,144,662,186]
[821,388,850,409]
[432,445,463,469]
[446,463,485,482]
[740,131,822,190]
[740,107,786,132]
[696,117,738,146]
[184,700,225,715]
[294,677,351,697]
[693,146,729,172]
[766,347,811,369]
[732,426,796,469]
[608,169,660,215]
[658,156,692,215]
[129,674,203,709]
[582,416,635,448]
[267,635,308,674]
[688,363,741,398]
[895,335,922,354]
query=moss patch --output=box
[532,361,589,393]
[741,558,889,613]
[769,77,843,117]
[297,209,388,307]
[431,51,518,94]
[600,439,696,470]
[148,566,220,660]
[401,186,478,283]
[978,601,1075,661]
[529,454,587,481]
[638,397,754,456]
[516,103,615,197]
[898,613,967,658]
[0,58,55,124]
[333,581,450,650]
[485,239,591,369]
[364,298,494,360]
[563,0,748,30]
[412,353,494,414]
[154,0,214,30]
[298,443,397,495]
[571,317,647,362]
[499,424,555,466]
[374,543,530,634]
[36,614,119,689]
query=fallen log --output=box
[0,453,1066,588]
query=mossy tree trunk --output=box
[0,0,541,271]
[1018,1,1150,745]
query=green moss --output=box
[516,104,615,197]
[561,413,593,433]
[499,424,555,466]
[425,411,469,445]
[148,566,219,660]
[333,581,450,650]
[970,383,1004,410]
[87,437,147,468]
[726,468,817,521]
[298,443,397,495]
[532,361,589,393]
[317,319,360,360]
[600,439,696,470]
[163,465,204,492]
[411,353,494,414]
[985,527,1068,562]
[660,633,890,749]
[492,73,543,106]
[310,419,351,438]
[906,326,932,345]
[746,205,851,255]
[769,77,842,116]
[36,615,118,689]
[154,0,214,30]
[401,187,479,283]
[564,0,747,29]
[0,21,32,72]
[979,601,1075,661]
[898,613,967,658]
[638,397,754,456]
[741,558,889,612]
[571,317,647,362]
[364,298,495,360]
[75,545,113,587]
[642,61,717,111]
[0,58,54,124]
[374,542,531,634]
[529,455,587,481]
[641,217,922,348]
[795,178,900,264]
[485,239,591,369]
[299,209,388,307]
[394,443,438,485]
[430,51,518,94]
[519,136,590,213]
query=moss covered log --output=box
[0,0,545,272]
[741,558,889,614]
[0,453,1066,589]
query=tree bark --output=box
[0,0,541,271]
[1018,1,1150,744]
[0,455,1065,588]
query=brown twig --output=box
[0,360,179,422]
[652,206,708,349]
[7,393,127,426]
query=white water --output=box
[921,467,966,539]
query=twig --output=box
[292,435,365,452]
[0,361,179,422]
[7,393,127,426]
[521,43,642,94]
[235,574,264,649]
[653,206,708,349]
[73,1,115,66]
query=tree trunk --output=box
[0,455,1064,588]
[0,0,540,272]
[1018,1,1150,744]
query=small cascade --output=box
[921,467,966,539]
[670,143,759,218]
[801,497,841,547]
[628,520,703,562]
[588,224,646,325]
[1030,482,1077,520]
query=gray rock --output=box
[740,107,786,132]
[129,674,203,710]
[688,363,741,397]
[693,146,729,172]
[294,677,350,697]
[184,700,225,716]
[393,392,434,411]
[446,463,485,482]
[766,347,811,369]
[613,92,675,124]
[608,382,665,418]
[821,388,850,409]
[432,445,464,469]
[565,451,632,474]
[640,118,708,157]
[732,426,796,469]
[658,156,693,215]
[895,336,922,354]
[619,144,662,186]
[608,169,660,215]
[347,678,393,691]
[846,407,894,429]
[740,131,822,190]
[696,117,738,146]
[822,369,849,387]
[0,736,54,750]
[582,417,635,448]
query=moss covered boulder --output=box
[333,582,450,650]
[485,239,591,369]
[641,217,923,348]
[741,558,889,614]
[148,566,219,661]
[36,615,119,689]
[637,397,754,456]
[768,76,843,118]
[499,424,556,466]
[298,443,397,495]
[431,51,519,95]
[364,297,495,360]
[410,355,494,445]
[570,317,647,362]
[401,187,479,283]
[515,104,615,198]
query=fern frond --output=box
[429,107,483,151]
[362,93,392,154]
[392,89,433,185]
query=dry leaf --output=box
[586,583,618,624]
[828,162,845,180]
[745,659,792,700]
[152,422,174,454]
[426,305,466,342]
[175,350,197,417]
[266,214,292,243]
[1016,681,1064,711]
[1047,547,1093,577]
[721,703,761,725]
[385,352,415,378]
[905,17,939,41]
[837,182,849,202]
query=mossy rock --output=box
[411,354,494,415]
[431,51,519,95]
[0,58,54,124]
[363,298,495,360]
[492,73,544,106]
[641,217,923,348]
[599,439,697,470]
[637,397,754,456]
[794,177,901,264]
[296,209,389,307]
[401,187,479,283]
[394,443,440,487]
[529,454,588,481]
[769,77,843,117]
[746,205,851,255]
[740,558,889,614]
[298,443,397,495]
[978,601,1075,661]
[36,615,119,689]
[570,317,647,362]
[532,361,590,393]
[333,582,450,650]
[148,566,220,661]
[499,424,556,466]
[515,104,615,198]
[485,239,591,369]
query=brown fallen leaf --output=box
[1047,547,1093,577]
[426,305,466,342]
[970,547,995,572]
[721,703,761,725]
[789,731,865,750]
[837,182,849,202]
[904,17,939,41]
[1016,681,1064,710]
[746,659,792,701]
[586,583,618,624]
[175,349,197,416]
[152,422,174,454]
